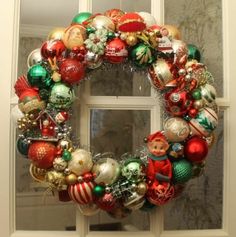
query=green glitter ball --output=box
[187,44,201,62]
[72,12,92,25]
[172,159,193,184]
[93,185,105,197]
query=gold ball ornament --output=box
[126,34,138,46]
[137,182,148,195]
[29,164,47,182]
[65,173,78,185]
[45,170,66,190]
[47,27,65,40]
[91,15,115,32]
[162,24,181,40]
[193,99,205,109]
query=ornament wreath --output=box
[15,9,218,217]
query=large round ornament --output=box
[172,159,193,184]
[68,149,93,176]
[104,9,125,27]
[164,117,190,142]
[17,137,29,156]
[59,58,85,84]
[148,59,175,90]
[92,158,120,185]
[184,136,208,163]
[200,84,216,105]
[189,107,218,137]
[188,44,201,62]
[47,27,65,41]
[63,24,87,50]
[91,15,115,31]
[118,12,146,32]
[27,48,43,68]
[138,12,157,27]
[41,40,66,59]
[72,12,92,25]
[28,142,57,169]
[96,193,116,211]
[105,38,128,63]
[68,181,94,205]
[49,82,74,109]
[130,43,154,67]
[161,25,181,40]
[77,203,99,216]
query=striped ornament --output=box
[68,181,94,205]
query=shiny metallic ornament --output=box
[77,203,99,216]
[91,15,115,31]
[124,192,145,210]
[53,157,68,171]
[193,99,205,110]
[68,149,93,176]
[92,158,120,185]
[65,173,77,185]
[29,164,47,182]
[58,139,72,150]
[45,170,66,190]
[47,27,65,40]
[164,117,190,142]
[85,51,103,69]
[27,48,43,68]
[137,182,148,195]
[200,84,216,105]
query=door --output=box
[1,0,236,237]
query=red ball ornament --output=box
[28,142,57,169]
[59,58,85,84]
[41,40,66,59]
[188,108,198,118]
[184,136,208,163]
[96,193,116,211]
[105,38,128,63]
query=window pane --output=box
[89,109,150,231]
[164,110,224,230]
[164,0,223,97]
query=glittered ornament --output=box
[188,44,201,62]
[138,12,157,28]
[59,58,85,84]
[28,142,57,169]
[104,9,125,27]
[130,43,154,67]
[45,170,66,190]
[189,107,218,137]
[93,185,105,197]
[184,136,208,163]
[105,38,128,63]
[17,137,30,157]
[49,82,74,109]
[41,40,66,59]
[63,24,87,50]
[68,181,94,205]
[27,48,43,68]
[91,15,115,31]
[47,27,65,41]
[163,117,190,142]
[200,84,216,105]
[123,192,145,210]
[92,158,120,185]
[77,203,99,216]
[172,159,193,183]
[96,193,116,211]
[161,25,181,40]
[71,12,92,25]
[68,149,93,176]
[53,157,68,171]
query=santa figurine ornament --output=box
[145,131,175,205]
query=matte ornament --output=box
[184,136,208,163]
[91,15,115,32]
[172,159,193,183]
[71,12,92,25]
[27,48,43,68]
[41,40,66,59]
[17,137,29,157]
[28,142,56,169]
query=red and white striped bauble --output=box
[68,181,94,205]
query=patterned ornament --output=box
[92,158,120,185]
[123,192,145,210]
[172,159,193,184]
[29,164,47,182]
[188,44,201,62]
[96,193,116,211]
[164,117,190,142]
[130,43,154,67]
[91,15,115,32]
[27,48,43,68]
[71,12,92,25]
[189,107,218,137]
[59,58,85,85]
[41,40,66,59]
[200,84,217,105]
[138,12,157,27]
[17,137,30,157]
[68,149,93,176]
[45,170,66,190]
[55,111,69,124]
[68,181,94,205]
[49,82,74,109]
[28,142,57,169]
[104,9,125,27]
[53,157,68,171]
[47,28,65,41]
[184,136,208,163]
[105,38,128,63]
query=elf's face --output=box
[147,138,169,157]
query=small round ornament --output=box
[59,58,85,84]
[105,38,128,63]
[17,137,30,157]
[193,99,205,110]
[192,88,202,100]
[93,185,105,197]
[130,43,154,67]
[53,157,68,171]
[161,25,181,40]
[77,203,99,216]
[27,48,43,68]
[184,136,208,163]
[28,141,57,169]
[125,33,138,46]
[118,12,146,32]
[68,149,93,176]
[91,15,115,31]
[200,84,216,105]
[65,173,78,185]
[71,12,92,25]
[188,44,201,62]
[138,12,157,27]
[96,192,116,211]
[172,159,193,184]
[104,9,125,27]
[137,182,148,195]
[92,158,120,185]
[163,117,190,142]
[47,27,65,40]
[49,82,74,109]
[41,40,66,59]
[68,181,94,205]
[63,24,87,50]
[189,107,218,137]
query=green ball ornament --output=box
[187,44,201,62]
[107,31,115,39]
[192,88,202,100]
[72,12,92,25]
[172,159,193,184]
[130,43,155,67]
[17,137,29,157]
[27,64,51,89]
[86,27,95,35]
[62,150,72,161]
[93,185,105,197]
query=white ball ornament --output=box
[138,12,157,27]
[200,84,217,105]
[68,149,93,176]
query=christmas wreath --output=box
[14,9,218,217]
